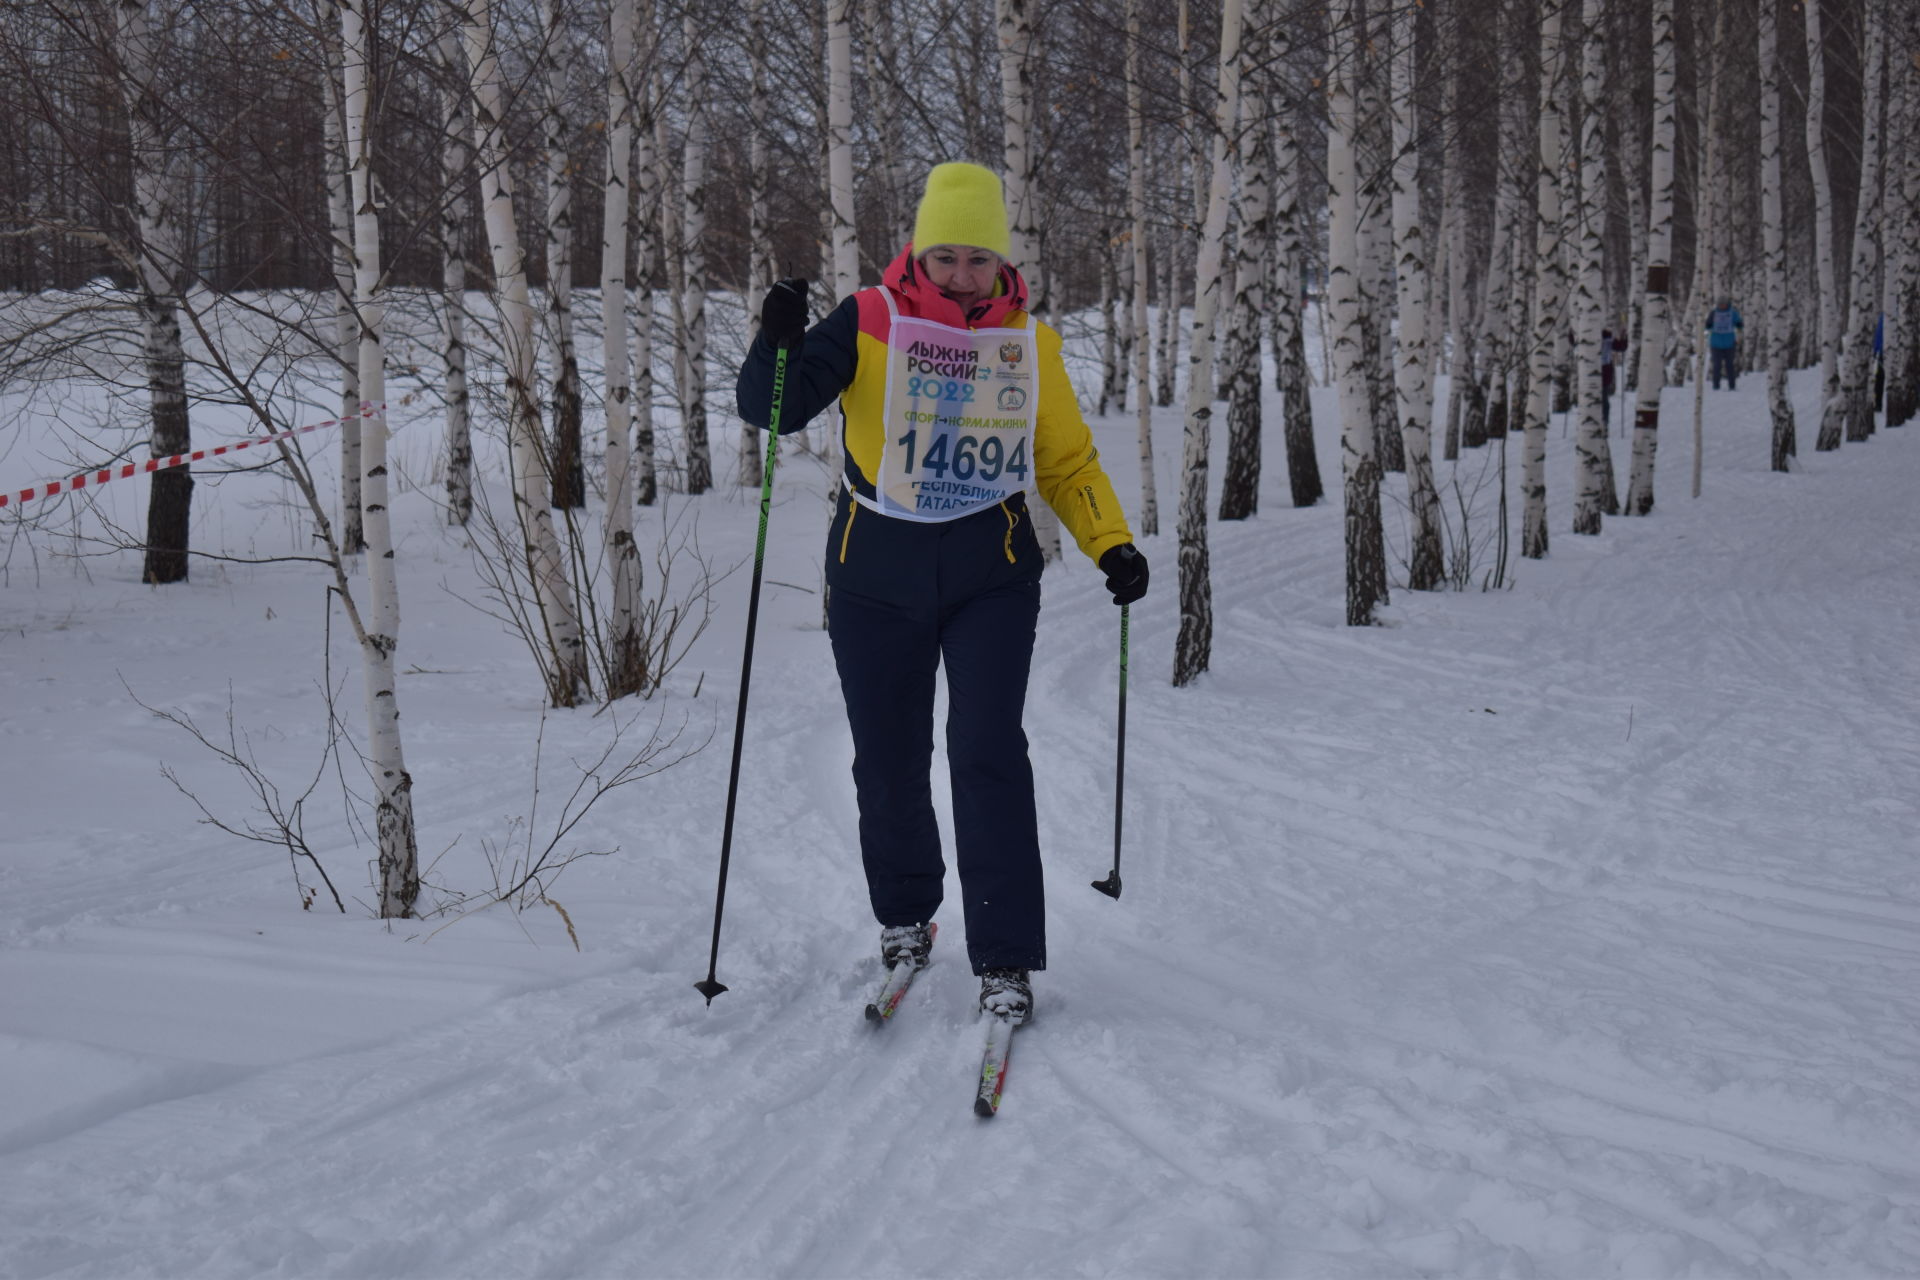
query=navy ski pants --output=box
[1710,347,1737,389]
[825,488,1047,974]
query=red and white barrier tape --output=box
[0,404,385,510]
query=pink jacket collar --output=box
[882,244,1029,329]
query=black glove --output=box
[759,278,810,350]
[1098,543,1149,606]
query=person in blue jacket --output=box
[1873,312,1885,408]
[734,163,1148,1026]
[1705,298,1743,390]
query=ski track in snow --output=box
[2,315,1918,1278]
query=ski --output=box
[974,1014,1016,1117]
[865,923,936,1023]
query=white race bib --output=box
[862,297,1038,523]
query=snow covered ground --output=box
[3,305,1917,1278]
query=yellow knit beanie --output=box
[911,163,1012,260]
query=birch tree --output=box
[680,17,711,495]
[1804,0,1845,452]
[997,0,1043,312]
[1389,0,1442,587]
[1155,239,1177,407]
[741,0,771,489]
[543,0,585,507]
[320,28,363,552]
[1673,0,1725,388]
[1522,0,1569,559]
[1219,0,1270,524]
[826,0,858,300]
[437,27,474,527]
[1271,95,1320,508]
[658,103,688,471]
[114,0,193,585]
[1441,10,1479,459]
[1475,0,1531,448]
[997,0,1061,560]
[1623,0,1673,517]
[861,0,912,249]
[632,20,659,507]
[602,0,644,697]
[1883,9,1920,430]
[1570,0,1613,536]
[1759,0,1796,472]
[1329,0,1388,623]
[1173,0,1243,684]
[1125,0,1158,536]
[465,0,589,706]
[338,0,418,917]
[1838,0,1885,444]
[1356,39,1400,477]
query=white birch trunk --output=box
[822,0,857,604]
[115,0,194,585]
[320,31,363,551]
[1099,249,1119,416]
[1624,0,1674,516]
[1804,0,1845,450]
[464,0,588,706]
[437,28,473,528]
[1328,0,1387,624]
[633,19,659,506]
[1178,0,1207,405]
[742,0,772,488]
[1883,4,1920,430]
[681,19,711,495]
[1760,0,1797,471]
[1219,0,1267,523]
[1357,47,1400,475]
[1622,108,1647,398]
[1172,0,1242,684]
[1690,3,1724,500]
[826,0,859,298]
[1272,104,1321,508]
[1673,0,1725,387]
[658,108,689,470]
[1490,0,1534,443]
[1390,2,1442,587]
[1522,0,1568,559]
[339,0,419,918]
[1838,0,1885,444]
[542,0,585,507]
[1125,0,1159,537]
[861,0,912,249]
[996,0,1060,559]
[1553,58,1580,423]
[1570,0,1613,535]
[1155,237,1178,407]
[998,0,1044,312]
[603,0,644,697]
[1442,9,1479,458]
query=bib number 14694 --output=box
[895,429,1029,484]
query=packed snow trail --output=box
[2,357,1917,1277]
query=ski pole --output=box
[1092,603,1129,899]
[696,311,802,1003]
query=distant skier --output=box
[1600,326,1629,423]
[1705,298,1743,390]
[735,163,1147,1028]
[1873,312,1885,409]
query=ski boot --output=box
[880,922,934,971]
[979,968,1032,1026]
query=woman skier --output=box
[734,162,1147,1026]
